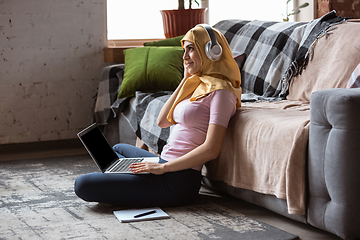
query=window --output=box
[107,0,295,41]
[107,0,178,40]
[105,0,313,62]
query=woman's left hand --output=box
[129,162,166,175]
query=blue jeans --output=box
[74,143,202,207]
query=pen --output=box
[133,210,157,218]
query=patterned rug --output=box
[0,154,298,240]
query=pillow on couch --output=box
[143,35,184,47]
[117,46,184,99]
[287,22,360,102]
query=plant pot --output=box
[160,8,205,39]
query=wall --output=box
[0,0,106,144]
[294,0,315,22]
[329,0,360,18]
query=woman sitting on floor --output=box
[74,24,242,207]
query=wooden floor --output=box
[0,139,342,240]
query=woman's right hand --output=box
[129,161,167,175]
[157,64,192,128]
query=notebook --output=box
[77,123,159,174]
[113,207,170,223]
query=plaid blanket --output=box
[94,64,125,125]
[215,20,305,99]
[214,10,345,100]
[121,91,173,154]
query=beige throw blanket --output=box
[204,100,310,215]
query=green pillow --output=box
[118,46,184,99]
[143,35,184,47]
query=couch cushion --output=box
[118,46,184,99]
[287,21,360,102]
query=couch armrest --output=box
[308,88,360,239]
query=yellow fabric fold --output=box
[166,25,242,125]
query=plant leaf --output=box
[293,2,309,11]
[289,10,301,16]
[299,2,309,8]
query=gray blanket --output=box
[214,10,345,100]
[94,64,125,125]
[120,91,172,154]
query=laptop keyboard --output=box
[108,158,144,173]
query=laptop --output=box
[77,123,159,174]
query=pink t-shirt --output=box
[160,89,237,171]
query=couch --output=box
[94,12,360,239]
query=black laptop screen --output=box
[79,126,119,170]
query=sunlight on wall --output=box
[107,0,290,40]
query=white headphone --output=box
[197,24,223,61]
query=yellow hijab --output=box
[166,25,242,124]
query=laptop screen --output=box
[78,125,119,170]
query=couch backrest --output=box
[287,21,360,102]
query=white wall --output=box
[0,0,106,144]
[294,0,315,22]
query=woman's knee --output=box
[74,173,100,202]
[112,143,129,158]
[112,143,157,158]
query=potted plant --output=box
[160,0,205,38]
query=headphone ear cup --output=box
[205,41,222,61]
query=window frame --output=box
[104,39,164,63]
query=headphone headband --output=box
[196,24,222,61]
